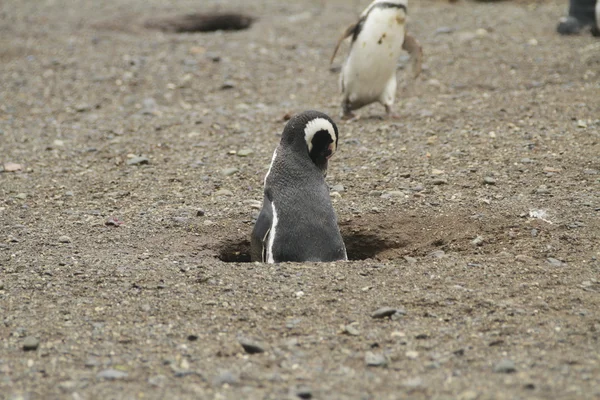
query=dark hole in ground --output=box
[144,13,255,33]
[342,232,402,261]
[218,238,252,263]
[216,232,404,263]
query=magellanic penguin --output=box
[330,0,423,119]
[250,111,348,263]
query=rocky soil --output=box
[1,0,599,399]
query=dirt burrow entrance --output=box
[215,211,514,263]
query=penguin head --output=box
[364,0,408,16]
[281,110,339,174]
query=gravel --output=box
[1,0,598,399]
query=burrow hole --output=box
[217,232,406,263]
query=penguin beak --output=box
[325,144,335,160]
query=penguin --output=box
[250,111,348,263]
[330,0,423,120]
[595,1,600,36]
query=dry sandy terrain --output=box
[1,0,599,399]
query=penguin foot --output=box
[341,112,358,121]
[557,15,597,35]
[384,105,400,119]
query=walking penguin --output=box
[331,0,423,119]
[250,111,348,263]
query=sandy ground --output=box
[1,0,599,399]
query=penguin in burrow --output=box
[250,111,348,263]
[330,0,423,120]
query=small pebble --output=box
[16,193,27,199]
[402,377,423,389]
[22,336,39,351]
[331,184,345,192]
[58,235,72,243]
[429,249,446,258]
[434,26,455,35]
[295,386,313,399]
[432,178,447,185]
[546,257,564,267]
[531,229,538,237]
[515,254,536,264]
[238,338,265,354]
[3,162,23,172]
[369,190,382,197]
[483,177,496,185]
[458,390,479,400]
[536,185,551,195]
[97,369,129,380]
[212,370,239,386]
[127,156,149,165]
[365,351,387,367]
[371,307,398,319]
[105,217,123,227]
[342,325,360,336]
[221,167,239,176]
[494,359,516,373]
[148,374,167,387]
[75,103,91,112]
[471,236,484,246]
[403,256,417,264]
[236,149,254,157]
[214,189,233,197]
[85,357,101,367]
[383,191,404,198]
[58,380,78,392]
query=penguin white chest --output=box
[343,8,406,104]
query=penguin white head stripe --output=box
[304,117,337,155]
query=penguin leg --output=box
[381,75,399,119]
[402,33,423,79]
[341,97,357,120]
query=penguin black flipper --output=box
[402,33,423,79]
[330,21,362,64]
[250,196,273,262]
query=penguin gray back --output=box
[251,111,347,263]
